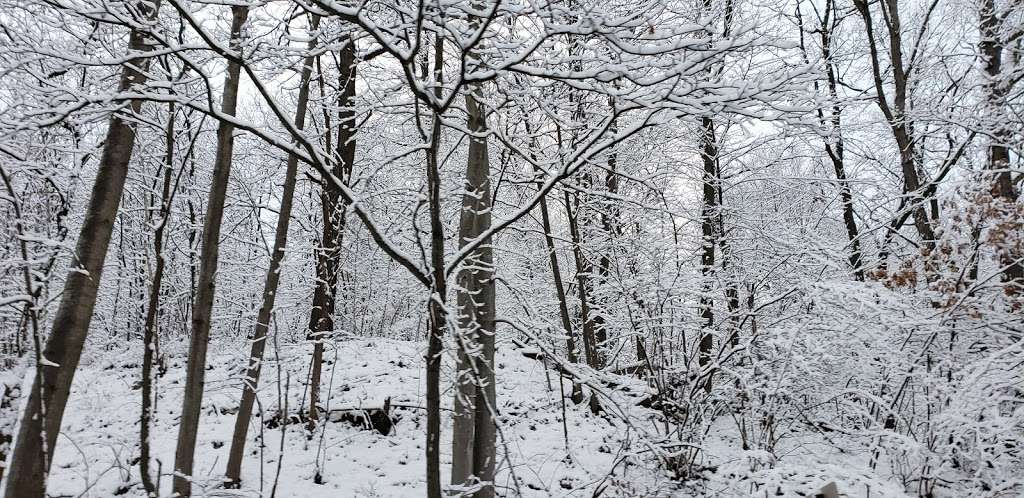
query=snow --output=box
[30,338,911,497]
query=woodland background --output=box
[0,0,1022,495]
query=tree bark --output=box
[854,0,937,249]
[594,96,621,363]
[564,190,603,414]
[223,15,319,486]
[172,6,248,496]
[533,168,584,404]
[307,32,356,434]
[697,116,717,392]
[450,87,497,498]
[0,8,159,496]
[425,33,447,498]
[979,0,1022,289]
[799,0,865,280]
[140,99,178,497]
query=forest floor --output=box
[15,337,909,497]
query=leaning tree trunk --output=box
[223,15,319,486]
[306,32,356,434]
[450,87,497,497]
[172,6,248,496]
[0,8,158,496]
[522,118,583,403]
[854,0,936,252]
[534,170,584,404]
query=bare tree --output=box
[224,14,320,487]
[979,0,1022,289]
[450,57,497,497]
[854,0,937,249]
[797,0,865,281]
[306,31,357,433]
[0,3,160,495]
[139,96,182,496]
[172,6,249,496]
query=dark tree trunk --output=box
[307,32,356,434]
[854,0,937,250]
[803,0,865,280]
[564,190,603,414]
[140,99,179,496]
[979,0,1022,289]
[594,96,621,363]
[425,34,447,498]
[697,116,717,392]
[534,172,584,404]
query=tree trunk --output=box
[307,32,356,434]
[0,9,158,496]
[223,15,318,486]
[979,0,1022,289]
[594,96,620,364]
[535,174,584,404]
[450,88,497,497]
[425,34,447,498]
[801,0,864,280]
[564,190,603,414]
[140,99,178,496]
[172,7,248,496]
[697,116,717,392]
[854,0,936,249]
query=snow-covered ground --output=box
[17,338,908,497]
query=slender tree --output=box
[223,14,320,486]
[530,151,584,403]
[854,0,937,248]
[797,0,865,280]
[172,6,249,496]
[307,31,356,433]
[139,97,182,496]
[424,33,447,498]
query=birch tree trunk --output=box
[172,6,248,496]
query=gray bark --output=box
[450,89,497,496]
[223,15,319,486]
[171,6,249,496]
[0,7,159,495]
